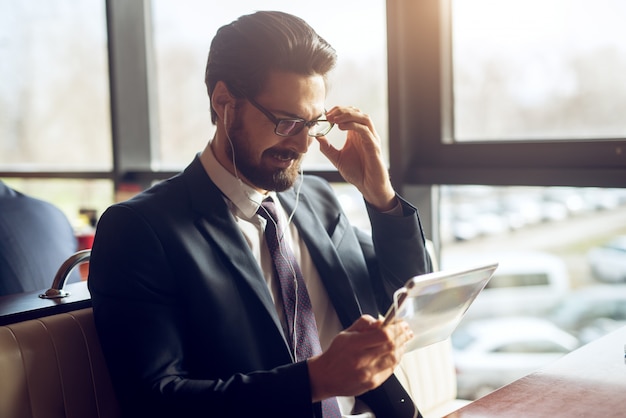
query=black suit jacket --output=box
[89,156,430,417]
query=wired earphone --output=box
[224,105,305,359]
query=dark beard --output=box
[227,120,302,192]
[239,152,301,192]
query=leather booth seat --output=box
[0,308,121,418]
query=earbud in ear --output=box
[223,107,229,129]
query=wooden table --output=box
[444,325,626,417]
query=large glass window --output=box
[440,184,626,399]
[151,0,388,170]
[0,0,111,170]
[452,0,626,141]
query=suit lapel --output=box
[182,159,290,353]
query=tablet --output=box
[383,263,498,351]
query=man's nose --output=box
[289,129,313,153]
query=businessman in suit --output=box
[89,11,432,418]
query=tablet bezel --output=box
[382,263,498,339]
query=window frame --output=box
[387,0,626,191]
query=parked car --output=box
[548,285,626,344]
[452,317,579,400]
[442,251,571,320]
[587,235,626,283]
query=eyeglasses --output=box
[243,94,334,138]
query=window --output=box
[1,178,114,232]
[387,1,626,188]
[452,0,626,141]
[0,0,113,227]
[0,0,111,171]
[440,185,626,292]
[151,0,388,170]
[440,184,626,397]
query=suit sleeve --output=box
[362,195,434,312]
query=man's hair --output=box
[205,11,337,123]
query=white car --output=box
[587,236,626,283]
[452,317,579,400]
[548,285,626,344]
[442,251,571,319]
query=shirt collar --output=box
[202,142,276,219]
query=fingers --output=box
[308,316,415,401]
[361,319,413,350]
[325,105,368,123]
[316,105,381,166]
[345,315,413,351]
[318,104,396,210]
[385,320,415,348]
[326,106,377,136]
[345,314,379,332]
[315,134,340,164]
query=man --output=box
[89,11,431,418]
[0,181,79,296]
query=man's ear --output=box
[211,81,235,122]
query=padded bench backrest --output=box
[0,308,121,418]
[396,339,466,417]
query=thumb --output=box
[315,136,340,165]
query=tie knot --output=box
[258,197,279,225]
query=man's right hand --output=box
[307,314,414,402]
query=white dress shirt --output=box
[201,145,376,417]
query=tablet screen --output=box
[384,263,498,351]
